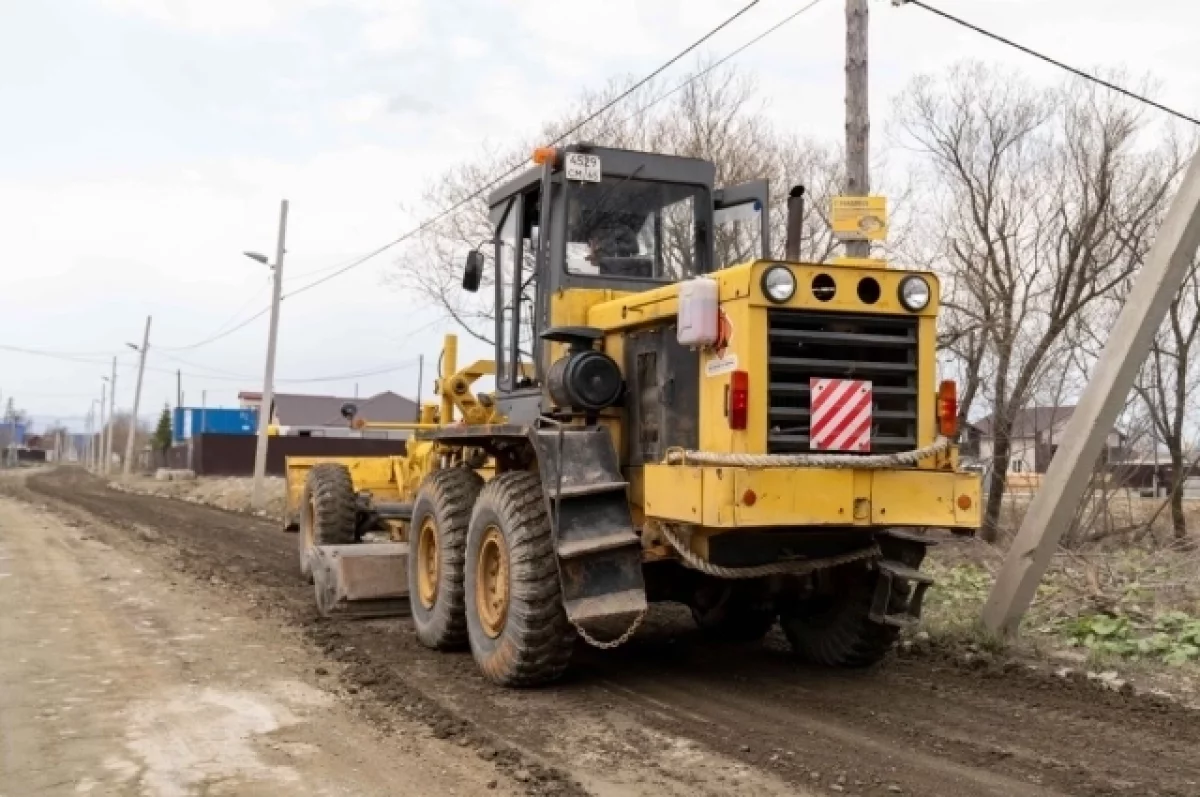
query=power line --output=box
[280,0,764,303]
[614,0,828,125]
[157,306,272,352]
[897,0,1200,127]
[0,339,420,385]
[19,2,768,362]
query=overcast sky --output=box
[2,0,1197,431]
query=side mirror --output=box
[462,250,484,293]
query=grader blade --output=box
[311,543,410,619]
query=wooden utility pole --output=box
[983,153,1200,634]
[844,0,870,259]
[123,315,152,477]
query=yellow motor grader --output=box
[285,144,980,687]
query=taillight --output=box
[729,370,749,430]
[937,380,958,438]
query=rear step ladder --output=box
[532,427,647,628]
[869,560,934,628]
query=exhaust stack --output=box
[785,184,806,261]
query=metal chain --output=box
[653,520,880,579]
[663,436,953,470]
[572,609,648,649]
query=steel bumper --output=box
[642,463,980,530]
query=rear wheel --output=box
[779,563,906,668]
[408,468,484,650]
[465,472,574,687]
[299,463,357,582]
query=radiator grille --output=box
[767,310,918,454]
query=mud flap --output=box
[531,427,648,631]
[311,543,410,619]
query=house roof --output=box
[973,406,1077,439]
[264,391,418,427]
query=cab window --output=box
[565,178,708,281]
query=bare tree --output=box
[894,62,1187,542]
[1130,255,1200,539]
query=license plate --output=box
[564,152,601,182]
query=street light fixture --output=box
[243,251,270,266]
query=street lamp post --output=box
[247,199,288,511]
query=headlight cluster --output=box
[761,266,796,303]
[760,266,932,312]
[898,275,931,311]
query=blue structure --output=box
[0,421,27,445]
[172,408,258,443]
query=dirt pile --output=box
[112,475,288,519]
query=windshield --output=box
[565,177,707,281]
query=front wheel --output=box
[779,564,906,668]
[299,463,357,582]
[465,472,574,687]
[408,468,484,650]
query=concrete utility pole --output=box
[415,354,424,421]
[250,199,289,510]
[104,358,117,475]
[844,0,870,259]
[176,369,182,409]
[84,403,93,469]
[122,316,152,477]
[98,379,108,473]
[983,154,1200,635]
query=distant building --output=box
[973,406,1126,473]
[237,390,418,429]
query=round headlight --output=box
[898,276,931,311]
[762,266,797,303]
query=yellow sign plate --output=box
[832,196,888,241]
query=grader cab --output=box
[287,143,981,686]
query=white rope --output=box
[652,520,880,580]
[663,436,953,469]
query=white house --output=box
[973,406,1125,473]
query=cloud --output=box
[333,93,389,124]
[449,35,488,60]
[97,0,298,34]
[387,92,437,116]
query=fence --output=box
[165,433,408,477]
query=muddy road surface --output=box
[17,468,1200,796]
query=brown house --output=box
[238,390,418,428]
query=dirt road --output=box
[0,484,516,796]
[11,468,1200,796]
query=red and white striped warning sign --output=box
[810,378,872,452]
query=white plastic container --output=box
[677,277,720,348]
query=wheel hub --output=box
[476,525,509,638]
[416,516,440,609]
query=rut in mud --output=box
[21,468,1200,797]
